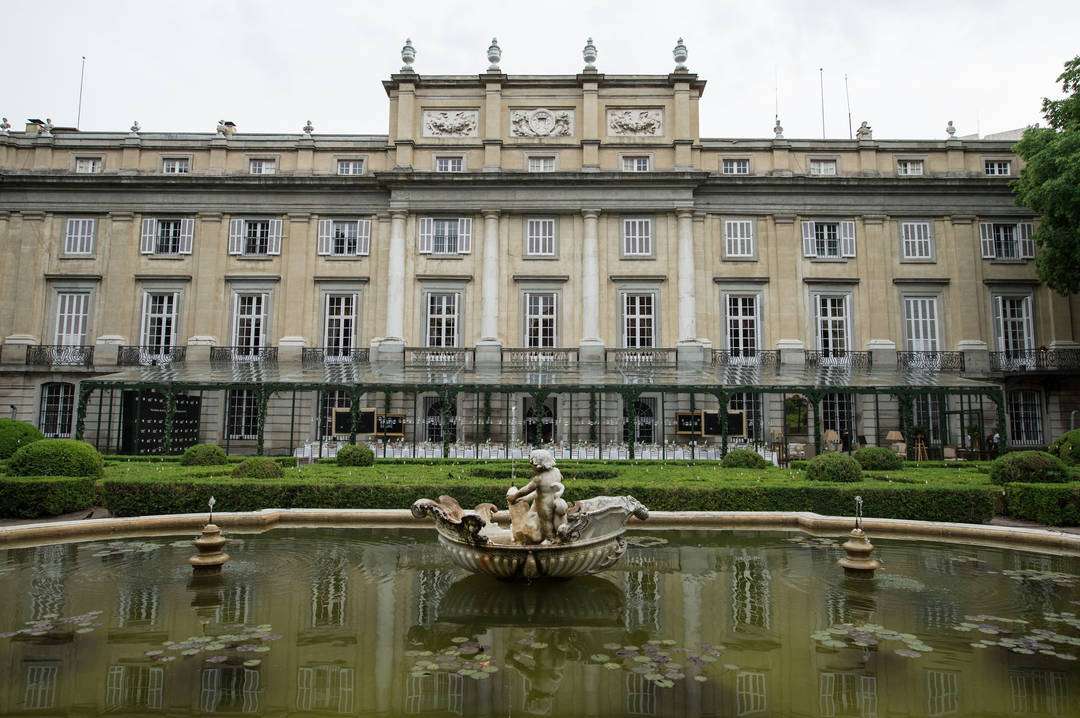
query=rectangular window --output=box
[726,295,759,357]
[244,220,271,255]
[161,157,190,174]
[1008,390,1043,446]
[75,157,102,174]
[226,389,259,440]
[332,221,358,256]
[432,218,459,254]
[926,671,960,718]
[904,296,939,351]
[802,220,855,259]
[141,292,178,352]
[23,662,59,710]
[736,672,768,716]
[815,222,840,257]
[816,295,850,355]
[39,383,74,438]
[524,292,557,348]
[897,159,924,176]
[809,159,837,176]
[55,292,89,346]
[901,221,933,259]
[317,219,370,257]
[63,218,95,255]
[995,224,1018,259]
[233,293,266,351]
[622,156,651,172]
[418,217,471,255]
[527,156,556,172]
[724,219,754,258]
[623,294,656,348]
[105,665,164,711]
[426,293,459,347]
[323,294,357,357]
[249,158,276,175]
[336,159,365,175]
[722,158,750,175]
[984,159,1011,176]
[980,222,1034,260]
[526,218,556,257]
[622,218,653,257]
[155,219,182,254]
[435,156,464,172]
[994,295,1034,354]
[822,393,853,439]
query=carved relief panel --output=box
[509,108,575,138]
[422,110,480,138]
[606,109,664,137]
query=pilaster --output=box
[394,78,417,169]
[579,209,603,361]
[384,210,408,341]
[581,78,600,171]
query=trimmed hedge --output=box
[8,439,104,478]
[469,467,621,481]
[0,419,44,460]
[853,446,903,471]
[1003,482,1080,527]
[1049,429,1080,465]
[232,458,285,479]
[805,453,862,483]
[0,477,96,519]
[720,449,772,470]
[988,451,1069,485]
[337,443,375,467]
[181,444,229,466]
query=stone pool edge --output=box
[1,509,1078,553]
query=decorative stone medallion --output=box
[510,109,574,138]
[422,110,479,138]
[607,109,664,136]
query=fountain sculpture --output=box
[838,496,881,576]
[189,496,230,574]
[412,450,648,579]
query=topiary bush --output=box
[1004,482,1080,526]
[0,477,96,518]
[789,459,810,471]
[1048,429,1080,465]
[0,418,45,460]
[180,444,229,466]
[721,449,772,469]
[231,457,284,479]
[805,452,862,483]
[988,450,1069,485]
[853,446,903,471]
[337,443,375,467]
[8,439,104,478]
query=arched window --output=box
[38,382,75,438]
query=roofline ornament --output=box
[401,38,416,73]
[673,38,688,72]
[486,37,501,72]
[582,37,597,72]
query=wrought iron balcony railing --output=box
[896,351,965,373]
[990,348,1080,373]
[117,345,187,367]
[302,346,370,368]
[804,350,872,369]
[605,348,678,369]
[405,347,475,370]
[501,347,578,369]
[712,349,780,368]
[209,346,278,365]
[26,344,94,368]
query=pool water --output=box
[0,527,1078,716]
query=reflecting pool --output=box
[0,528,1078,716]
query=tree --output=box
[1013,56,1080,294]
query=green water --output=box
[0,527,1077,717]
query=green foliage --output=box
[180,444,229,466]
[720,449,772,470]
[988,451,1069,485]
[0,419,44,459]
[1048,428,1080,465]
[853,446,903,471]
[0,477,96,518]
[231,457,284,479]
[789,460,809,471]
[8,439,104,478]
[1013,56,1080,294]
[805,453,862,483]
[1003,482,1080,526]
[336,443,375,467]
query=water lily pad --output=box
[603,662,621,670]
[591,654,610,663]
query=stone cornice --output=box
[713,276,769,284]
[893,277,950,285]
[803,277,860,285]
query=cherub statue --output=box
[506,449,567,544]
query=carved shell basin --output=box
[410,495,649,580]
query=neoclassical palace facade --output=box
[0,40,1076,458]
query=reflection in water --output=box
[0,528,1078,717]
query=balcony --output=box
[26,344,94,368]
[990,348,1080,373]
[302,346,370,368]
[712,349,780,369]
[501,348,578,369]
[117,345,187,367]
[405,347,475,371]
[209,346,278,365]
[897,351,965,373]
[804,350,872,369]
[605,348,678,369]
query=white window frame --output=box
[622,155,652,172]
[75,156,103,174]
[336,158,365,176]
[323,293,358,357]
[228,217,282,256]
[63,217,96,255]
[980,222,1034,260]
[721,158,751,175]
[54,291,90,346]
[23,662,59,710]
[417,217,472,256]
[231,292,268,350]
[425,292,461,348]
[523,291,558,348]
[813,293,852,358]
[622,218,653,257]
[225,389,260,441]
[724,219,755,258]
[724,294,760,359]
[161,157,190,174]
[900,221,934,260]
[248,158,277,175]
[802,220,856,259]
[525,218,556,257]
[434,156,465,173]
[622,292,657,348]
[1007,389,1044,447]
[38,382,75,438]
[527,155,557,173]
[317,218,371,257]
[896,158,925,176]
[140,291,179,353]
[809,158,838,176]
[903,295,940,352]
[993,293,1035,355]
[140,217,194,256]
[984,159,1012,176]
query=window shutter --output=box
[1018,223,1035,258]
[457,217,472,254]
[801,221,816,257]
[356,219,371,256]
[140,292,152,346]
[992,295,1004,351]
[179,218,194,254]
[840,221,856,257]
[979,223,995,259]
[140,218,157,254]
[743,220,754,256]
[418,217,433,254]
[228,219,244,255]
[317,219,333,256]
[260,292,270,346]
[267,219,282,255]
[812,295,823,350]
[724,221,736,257]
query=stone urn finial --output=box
[583,37,598,72]
[946,120,956,138]
[673,37,688,71]
[487,37,502,72]
[773,117,784,140]
[401,38,416,73]
[302,119,314,135]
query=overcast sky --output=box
[3,0,1077,140]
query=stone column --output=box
[676,208,704,365]
[378,210,408,362]
[580,209,603,361]
[476,210,502,367]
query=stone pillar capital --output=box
[482,209,501,219]
[390,209,409,219]
[675,207,695,219]
[581,208,601,219]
